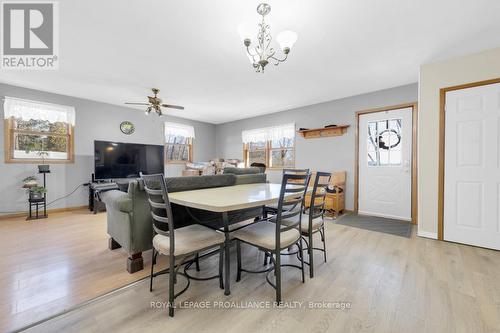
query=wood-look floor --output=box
[19,214,500,333]
[0,209,168,333]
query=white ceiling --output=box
[2,0,500,124]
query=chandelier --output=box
[239,3,297,73]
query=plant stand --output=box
[26,170,49,221]
[27,197,47,220]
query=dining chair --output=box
[262,168,310,265]
[140,173,226,317]
[263,168,310,217]
[283,171,331,278]
[232,172,310,303]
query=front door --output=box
[358,107,413,221]
[444,82,500,250]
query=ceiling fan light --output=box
[276,30,297,51]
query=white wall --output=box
[216,84,418,210]
[0,83,216,215]
[418,46,500,238]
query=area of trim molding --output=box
[0,205,88,220]
[417,230,438,239]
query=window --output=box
[164,122,195,163]
[3,97,75,163]
[367,118,402,166]
[242,123,295,168]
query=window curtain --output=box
[3,96,76,125]
[242,123,295,143]
[164,122,195,138]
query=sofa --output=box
[101,170,266,273]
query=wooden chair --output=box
[232,173,310,303]
[140,173,225,317]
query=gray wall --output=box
[215,83,418,210]
[0,83,216,214]
[0,82,417,214]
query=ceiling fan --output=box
[125,88,184,116]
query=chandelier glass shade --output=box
[239,3,297,73]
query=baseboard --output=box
[417,230,437,239]
[0,205,89,220]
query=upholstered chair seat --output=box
[234,171,310,303]
[232,222,300,250]
[153,225,225,256]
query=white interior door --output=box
[358,107,413,221]
[444,83,500,250]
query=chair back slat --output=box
[306,171,332,232]
[311,202,326,210]
[310,210,324,219]
[272,170,311,249]
[283,168,309,175]
[282,197,303,205]
[145,188,163,196]
[148,199,167,209]
[281,207,302,219]
[282,168,309,185]
[285,186,307,193]
[151,211,169,223]
[140,172,175,255]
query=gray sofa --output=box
[102,170,266,273]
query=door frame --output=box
[437,78,500,240]
[354,102,419,224]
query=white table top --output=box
[168,183,301,213]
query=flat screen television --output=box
[94,140,164,180]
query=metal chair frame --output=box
[263,168,310,265]
[300,171,331,278]
[140,173,225,317]
[235,172,310,303]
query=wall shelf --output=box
[298,125,350,139]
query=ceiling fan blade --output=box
[161,104,185,110]
[125,102,150,105]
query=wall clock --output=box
[120,121,135,135]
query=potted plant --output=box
[22,176,38,188]
[29,185,46,200]
[25,139,50,173]
[36,150,50,173]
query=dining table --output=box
[168,182,304,296]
